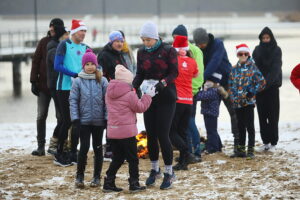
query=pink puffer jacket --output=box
[105,80,152,139]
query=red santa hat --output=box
[236,43,251,55]
[173,35,189,51]
[70,19,87,35]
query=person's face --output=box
[237,51,250,64]
[111,40,124,51]
[141,37,157,48]
[84,62,96,74]
[72,30,86,43]
[262,34,271,43]
[49,26,55,37]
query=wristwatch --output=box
[161,79,167,87]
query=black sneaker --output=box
[53,153,72,167]
[160,172,176,190]
[145,169,162,186]
[173,162,188,171]
[75,174,84,188]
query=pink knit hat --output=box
[82,49,98,68]
[115,65,133,84]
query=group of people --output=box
[30,17,285,192]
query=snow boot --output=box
[47,137,58,155]
[75,174,84,188]
[90,155,103,187]
[128,178,146,192]
[173,151,188,171]
[32,143,45,156]
[103,177,123,192]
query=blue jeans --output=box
[203,115,222,153]
[186,96,201,156]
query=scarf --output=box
[145,39,162,53]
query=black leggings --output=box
[106,137,139,180]
[169,103,192,155]
[144,97,176,166]
[256,87,280,146]
[235,105,255,148]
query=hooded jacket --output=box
[69,71,108,126]
[105,80,152,139]
[97,43,127,81]
[46,39,59,90]
[253,27,282,90]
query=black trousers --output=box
[49,89,62,140]
[235,105,255,148]
[77,125,104,176]
[170,103,192,157]
[256,87,280,145]
[56,90,79,154]
[36,91,51,145]
[144,95,176,166]
[106,137,139,180]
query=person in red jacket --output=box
[169,35,199,171]
[291,64,300,92]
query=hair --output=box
[95,70,103,83]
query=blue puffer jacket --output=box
[196,87,221,117]
[69,71,108,126]
[202,34,232,86]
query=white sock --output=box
[165,165,173,175]
[151,160,159,172]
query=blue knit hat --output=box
[172,24,188,37]
[109,31,124,43]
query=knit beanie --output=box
[115,65,134,84]
[236,43,251,55]
[49,18,64,27]
[82,49,98,68]
[172,24,188,37]
[140,22,159,40]
[193,28,209,45]
[109,31,124,43]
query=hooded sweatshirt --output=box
[105,80,152,139]
[253,27,282,90]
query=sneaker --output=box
[145,169,162,186]
[160,172,176,190]
[53,153,72,167]
[75,174,84,188]
[104,152,112,162]
[90,177,101,187]
[268,145,276,153]
[246,152,255,160]
[256,144,270,152]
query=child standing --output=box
[196,80,227,154]
[103,65,154,192]
[169,35,199,170]
[69,49,108,188]
[228,44,266,159]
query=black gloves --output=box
[73,73,78,78]
[155,82,165,93]
[31,82,39,96]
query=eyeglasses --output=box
[237,52,250,57]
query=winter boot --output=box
[75,154,86,188]
[173,151,188,171]
[32,143,45,156]
[75,174,84,188]
[128,178,146,192]
[90,155,103,187]
[186,152,201,164]
[246,146,255,160]
[230,145,246,158]
[47,137,58,155]
[103,177,123,192]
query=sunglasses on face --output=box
[237,52,250,57]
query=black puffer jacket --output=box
[97,43,127,81]
[253,27,282,90]
[46,39,59,90]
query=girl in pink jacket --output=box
[103,65,154,193]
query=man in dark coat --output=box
[193,28,239,154]
[253,27,282,152]
[30,18,64,156]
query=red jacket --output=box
[105,80,152,139]
[175,56,198,104]
[291,63,300,90]
[30,36,51,93]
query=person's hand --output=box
[73,73,78,78]
[155,82,165,93]
[31,82,39,96]
[145,85,156,97]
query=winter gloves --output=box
[31,82,39,96]
[155,82,165,93]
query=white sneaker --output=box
[256,144,270,152]
[268,145,276,152]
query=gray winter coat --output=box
[69,71,108,126]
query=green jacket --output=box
[189,42,204,95]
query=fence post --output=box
[12,59,22,97]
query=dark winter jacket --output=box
[228,57,266,109]
[30,36,51,93]
[132,42,178,103]
[196,87,220,117]
[97,43,127,81]
[69,71,108,126]
[201,34,232,86]
[253,27,282,91]
[46,39,59,90]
